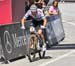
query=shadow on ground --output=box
[1,43,75,63]
[48,43,75,50]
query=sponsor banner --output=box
[0,22,30,60]
[46,14,65,46]
[0,15,65,61]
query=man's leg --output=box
[38,29,46,58]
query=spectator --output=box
[25,0,34,13]
[48,0,59,15]
[28,0,34,6]
[34,0,45,9]
[25,1,30,13]
[44,0,49,5]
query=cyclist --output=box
[21,4,47,58]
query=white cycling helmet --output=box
[30,26,35,32]
[30,4,37,12]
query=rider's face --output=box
[31,11,37,16]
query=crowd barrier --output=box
[0,14,65,63]
[46,14,65,47]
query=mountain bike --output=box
[27,24,46,62]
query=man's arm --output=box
[39,9,47,27]
[21,18,26,29]
[21,10,30,26]
[21,17,26,26]
[43,18,47,27]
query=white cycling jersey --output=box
[23,9,45,21]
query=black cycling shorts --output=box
[32,19,43,27]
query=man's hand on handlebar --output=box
[21,25,26,29]
[41,25,46,29]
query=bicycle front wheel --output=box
[27,34,37,62]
